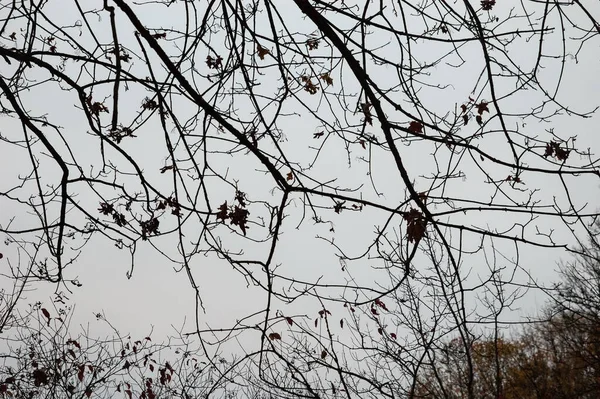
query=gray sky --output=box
[1,0,599,371]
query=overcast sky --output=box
[1,0,599,360]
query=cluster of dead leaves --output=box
[217,191,250,235]
[544,141,570,161]
[206,54,223,69]
[461,100,489,126]
[98,202,127,227]
[505,174,522,183]
[46,36,57,53]
[108,126,135,144]
[140,217,159,240]
[320,72,333,86]
[314,308,332,328]
[86,95,108,116]
[333,201,363,213]
[481,0,496,11]
[301,75,319,94]
[141,97,158,110]
[156,196,181,217]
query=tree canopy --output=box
[0,0,599,398]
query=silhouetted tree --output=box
[1,1,599,398]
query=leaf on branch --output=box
[286,317,294,326]
[160,165,174,173]
[41,308,51,325]
[334,201,345,214]
[307,38,319,50]
[108,126,136,144]
[78,365,85,382]
[301,76,319,94]
[230,206,249,235]
[340,319,344,329]
[476,101,489,115]
[476,115,483,125]
[151,32,166,40]
[408,121,423,134]
[142,97,158,110]
[403,208,427,243]
[321,350,327,359]
[140,218,160,240]
[235,190,247,207]
[390,333,397,340]
[505,174,522,183]
[286,171,294,181]
[313,131,324,139]
[113,212,127,227]
[320,72,333,86]
[463,114,469,125]
[461,104,467,114]
[481,0,496,10]
[360,139,366,149]
[544,141,570,161]
[361,102,373,125]
[268,332,281,341]
[86,95,108,116]
[374,298,388,311]
[206,55,222,69]
[119,51,131,63]
[256,44,269,60]
[98,202,114,216]
[217,202,228,222]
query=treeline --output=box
[415,228,600,399]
